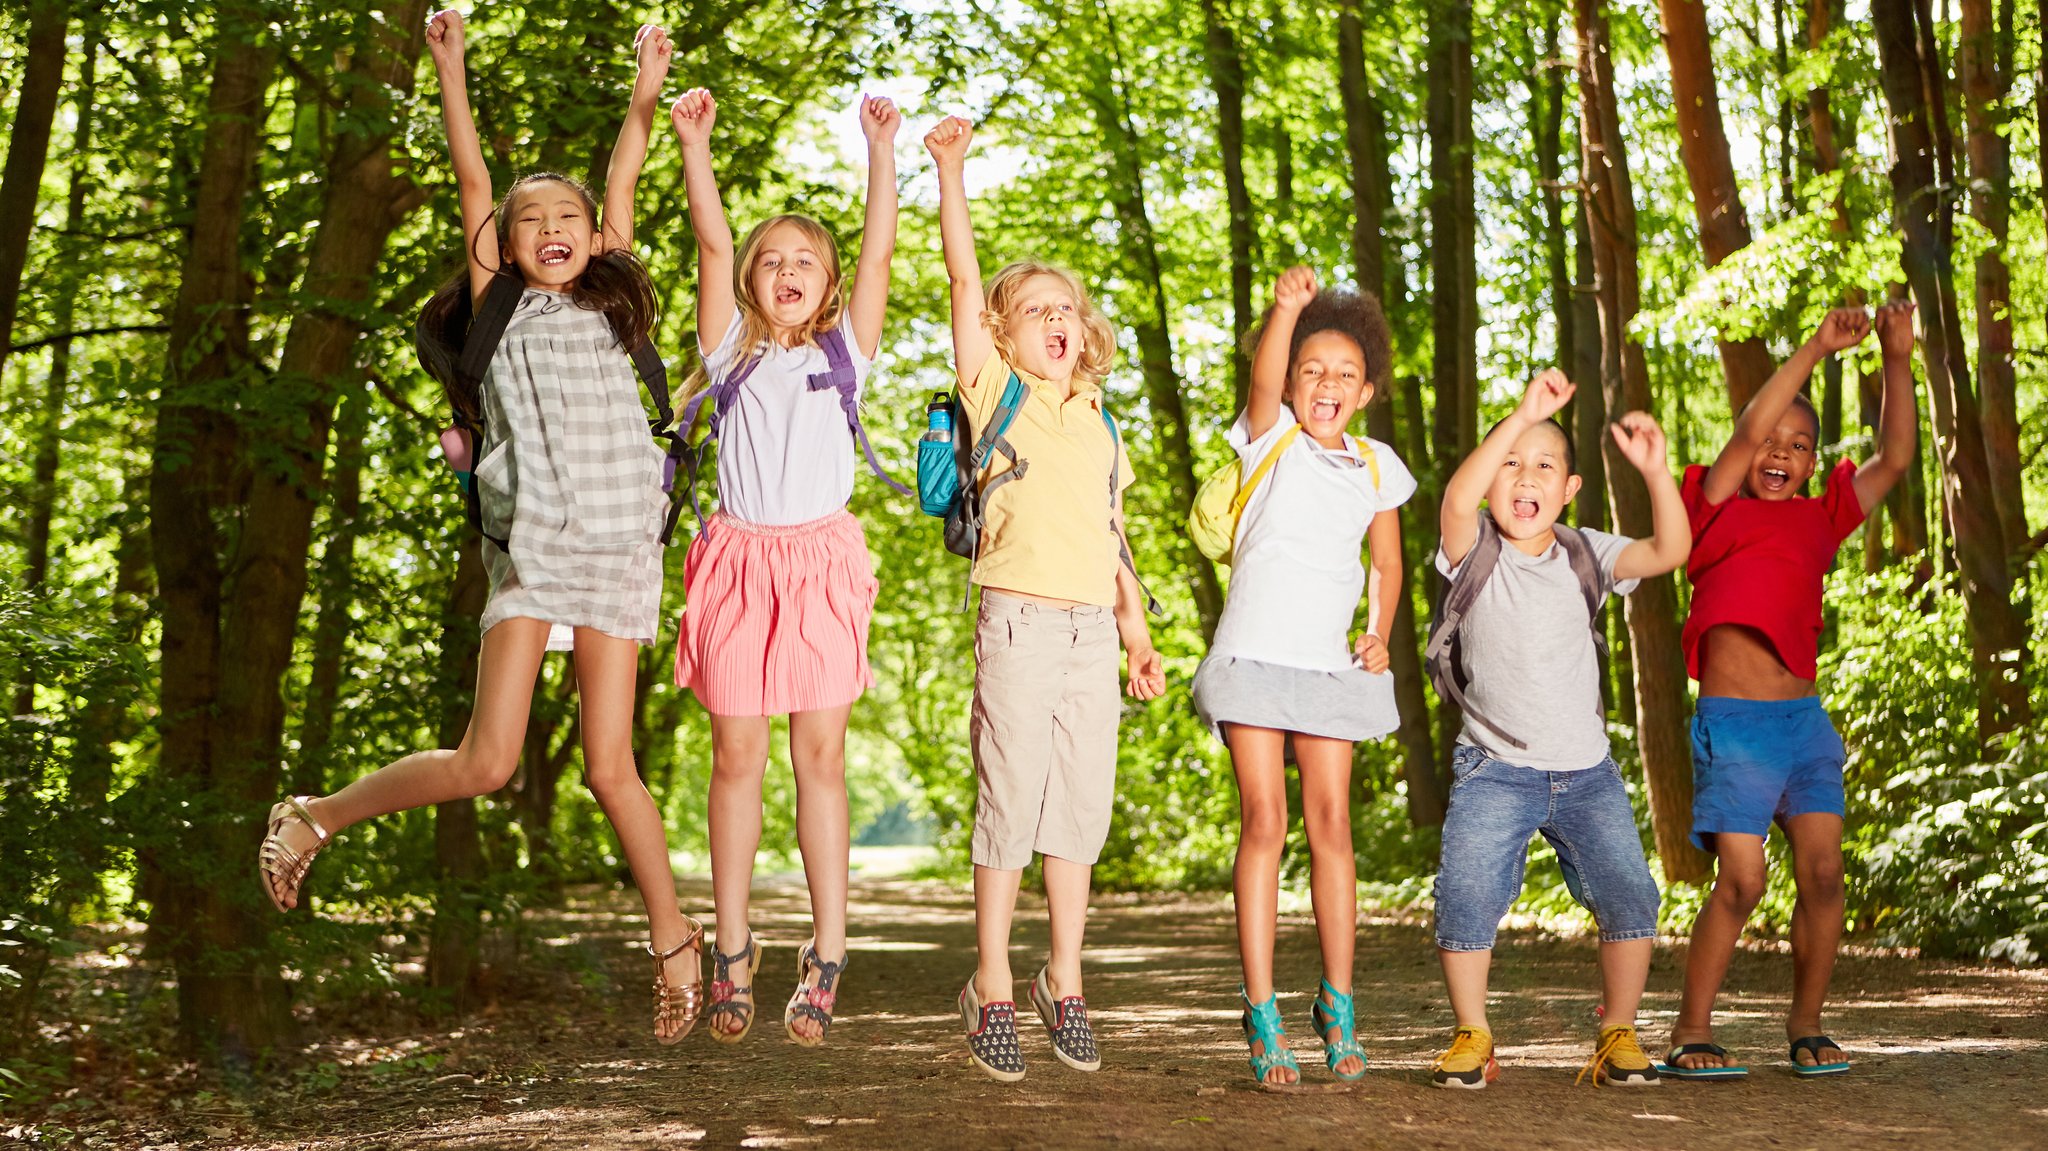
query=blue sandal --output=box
[1789,1035,1851,1077]
[1240,986,1300,1087]
[1309,979,1368,1081]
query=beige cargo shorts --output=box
[968,590,1122,870]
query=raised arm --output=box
[1245,267,1315,441]
[1699,307,1870,505]
[599,25,671,254]
[924,116,994,385]
[847,96,901,359]
[426,10,497,306]
[1440,369,1574,568]
[1609,412,1691,580]
[1852,299,1919,512]
[671,88,734,349]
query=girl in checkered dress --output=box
[255,11,707,1047]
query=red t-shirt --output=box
[1680,459,1866,682]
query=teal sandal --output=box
[1309,979,1368,1081]
[1240,985,1300,1087]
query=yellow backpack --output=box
[1187,425,1379,567]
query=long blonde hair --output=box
[981,261,1118,385]
[681,214,846,405]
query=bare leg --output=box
[1226,724,1290,1006]
[1598,938,1654,1029]
[1295,733,1362,1078]
[1669,833,1768,1069]
[1042,854,1091,1000]
[572,629,698,1038]
[1783,812,1847,1066]
[706,711,771,1036]
[786,703,854,1042]
[973,863,1023,1004]
[267,618,552,908]
[1439,948,1492,1032]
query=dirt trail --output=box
[66,877,2048,1150]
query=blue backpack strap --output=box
[810,326,911,497]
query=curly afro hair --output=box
[1245,285,1394,405]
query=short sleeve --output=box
[1680,463,1728,541]
[1363,439,1418,512]
[1581,527,1643,597]
[1117,441,1136,493]
[1434,539,1469,581]
[958,350,1014,429]
[1819,457,1866,544]
[700,312,746,379]
[1227,404,1298,464]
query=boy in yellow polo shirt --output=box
[926,115,1166,1083]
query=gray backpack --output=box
[1423,515,1608,751]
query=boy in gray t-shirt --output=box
[1425,370,1691,1090]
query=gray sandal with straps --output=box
[705,932,762,1044]
[784,939,846,1047]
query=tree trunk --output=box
[428,537,491,1006]
[294,389,368,796]
[1571,199,1608,534]
[1870,0,2031,736]
[0,0,68,380]
[1199,0,1256,411]
[1340,0,1445,827]
[150,0,430,1061]
[1427,0,1478,464]
[1084,1,1226,637]
[1655,0,1779,411]
[1577,0,1712,884]
[16,35,95,716]
[1959,0,2027,560]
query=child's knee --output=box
[1302,803,1351,850]
[1796,855,1845,903]
[1711,871,1768,914]
[1239,800,1288,852]
[711,729,770,781]
[451,746,519,796]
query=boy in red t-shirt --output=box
[1662,303,1918,1080]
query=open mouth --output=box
[1309,397,1341,421]
[1046,330,1069,360]
[1511,498,1540,520]
[538,242,572,266]
[1758,466,1791,492]
[775,284,804,306]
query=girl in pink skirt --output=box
[669,89,903,1048]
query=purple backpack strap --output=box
[808,327,911,497]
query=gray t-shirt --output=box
[1433,525,1640,772]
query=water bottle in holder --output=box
[916,391,960,517]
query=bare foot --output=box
[1666,1027,1735,1071]
[652,925,703,1043]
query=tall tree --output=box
[428,539,490,1005]
[1199,0,1256,409]
[294,389,368,795]
[1958,0,2027,560]
[1084,0,1226,637]
[149,1,431,1058]
[1577,0,1711,883]
[1655,0,1779,411]
[0,0,68,381]
[1426,0,1478,466]
[1339,0,1445,826]
[1870,0,2031,736]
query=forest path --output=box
[154,877,2048,1149]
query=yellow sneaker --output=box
[1430,1025,1501,1090]
[1579,1023,1662,1087]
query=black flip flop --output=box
[1658,1042,1748,1080]
[1789,1035,1851,1077]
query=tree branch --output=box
[10,323,169,353]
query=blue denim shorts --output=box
[1433,745,1661,952]
[1689,695,1847,850]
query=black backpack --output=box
[1422,515,1608,751]
[426,274,687,551]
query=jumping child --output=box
[1664,303,1918,1079]
[1190,267,1415,1087]
[1427,370,1689,1088]
[668,88,902,1048]
[926,114,1166,1083]
[257,12,705,1044]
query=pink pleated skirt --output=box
[674,509,879,717]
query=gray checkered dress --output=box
[473,289,666,650]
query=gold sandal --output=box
[259,796,330,912]
[649,915,707,1045]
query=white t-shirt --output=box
[1207,405,1418,672]
[700,312,869,526]
[1433,524,1639,772]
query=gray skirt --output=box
[1191,654,1400,743]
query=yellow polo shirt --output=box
[959,351,1135,606]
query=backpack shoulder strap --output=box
[454,274,524,391]
[1423,516,1527,750]
[972,372,1030,470]
[807,326,910,496]
[1229,424,1303,517]
[1552,524,1609,631]
[1348,434,1382,489]
[1098,401,1162,616]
